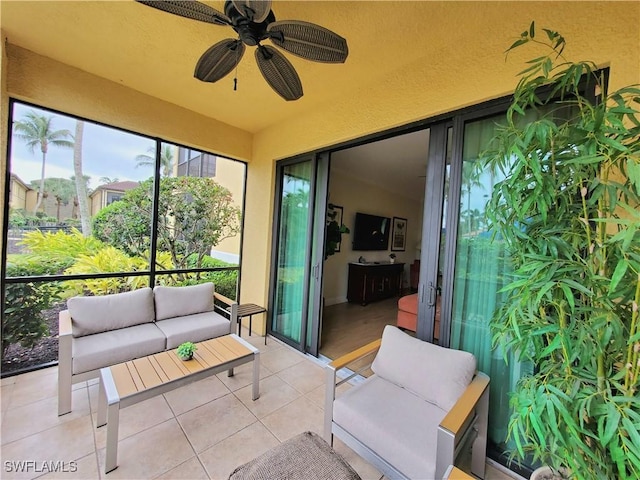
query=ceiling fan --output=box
[136,0,349,101]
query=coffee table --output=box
[97,334,259,473]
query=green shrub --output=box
[19,228,103,266]
[63,246,149,296]
[2,258,63,359]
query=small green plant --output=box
[176,342,197,360]
[2,257,63,359]
[325,204,349,259]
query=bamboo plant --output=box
[483,23,640,479]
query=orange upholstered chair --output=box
[396,293,440,340]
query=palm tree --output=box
[13,111,74,215]
[73,120,92,236]
[135,144,175,177]
[99,176,120,184]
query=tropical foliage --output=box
[2,258,64,359]
[484,23,640,479]
[93,177,241,272]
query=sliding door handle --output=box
[427,282,436,307]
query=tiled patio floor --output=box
[1,329,517,480]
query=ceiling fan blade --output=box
[231,0,272,23]
[267,20,348,63]
[255,45,303,101]
[194,39,245,83]
[136,1,230,26]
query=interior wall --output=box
[323,169,423,306]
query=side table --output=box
[235,303,267,344]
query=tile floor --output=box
[1,329,517,480]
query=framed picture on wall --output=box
[391,217,407,251]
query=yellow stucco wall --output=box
[2,2,639,337]
[243,1,640,334]
[1,30,7,251]
[4,45,252,163]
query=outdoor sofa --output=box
[58,282,237,415]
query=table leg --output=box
[105,400,120,473]
[252,350,260,400]
[97,376,107,427]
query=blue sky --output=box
[10,102,156,190]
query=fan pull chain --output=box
[233,44,240,92]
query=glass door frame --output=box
[267,153,328,355]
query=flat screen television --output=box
[352,212,391,251]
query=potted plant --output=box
[325,204,350,259]
[176,342,197,361]
[389,253,396,264]
[483,23,640,479]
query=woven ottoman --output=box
[229,431,361,480]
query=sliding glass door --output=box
[269,155,327,355]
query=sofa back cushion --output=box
[68,287,155,338]
[371,325,476,411]
[154,283,214,321]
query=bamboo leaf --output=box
[600,405,621,447]
[609,260,629,292]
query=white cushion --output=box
[72,323,166,374]
[333,375,446,479]
[67,288,155,337]
[154,283,214,321]
[155,311,231,349]
[371,325,476,411]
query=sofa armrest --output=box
[214,292,237,334]
[324,338,382,443]
[214,291,236,307]
[329,338,381,371]
[59,309,73,337]
[436,371,490,480]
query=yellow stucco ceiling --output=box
[1,0,507,134]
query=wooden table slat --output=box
[180,355,206,374]
[132,357,164,389]
[207,339,237,363]
[153,352,187,381]
[111,363,139,397]
[126,362,145,391]
[148,356,170,383]
[195,343,225,367]
[218,335,252,357]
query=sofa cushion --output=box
[154,283,214,321]
[68,288,155,338]
[371,325,476,411]
[155,311,230,349]
[333,375,446,479]
[72,323,166,374]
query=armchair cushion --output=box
[333,375,446,479]
[371,325,476,411]
[154,283,214,321]
[67,287,155,337]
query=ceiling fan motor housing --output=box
[224,0,275,46]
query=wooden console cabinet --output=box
[347,262,405,306]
